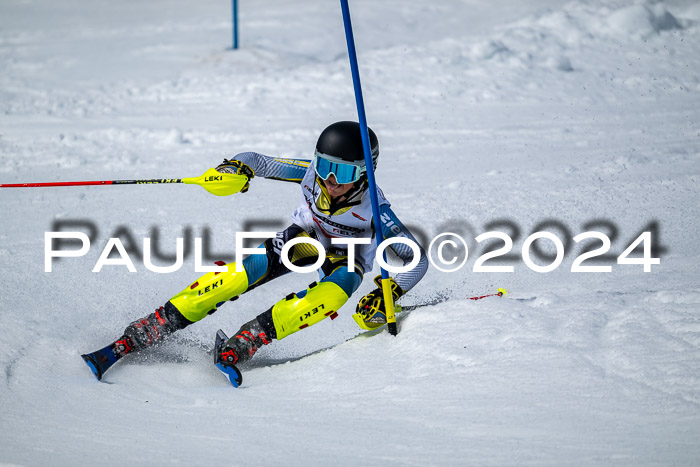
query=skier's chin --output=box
[324,179,351,198]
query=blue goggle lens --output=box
[314,156,362,184]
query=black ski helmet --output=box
[315,121,379,170]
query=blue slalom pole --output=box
[232,0,239,49]
[339,0,398,335]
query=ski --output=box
[81,336,133,381]
[214,329,243,388]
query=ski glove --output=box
[355,275,404,328]
[216,159,255,193]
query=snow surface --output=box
[1,0,700,465]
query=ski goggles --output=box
[313,151,366,184]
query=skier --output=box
[82,121,428,384]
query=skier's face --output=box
[323,174,355,199]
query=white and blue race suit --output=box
[232,152,428,299]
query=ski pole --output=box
[468,288,508,301]
[0,168,250,197]
[399,288,508,312]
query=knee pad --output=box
[169,262,249,322]
[272,281,349,340]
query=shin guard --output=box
[271,281,349,340]
[169,262,249,322]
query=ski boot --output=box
[214,318,270,387]
[82,303,191,381]
[122,304,189,350]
